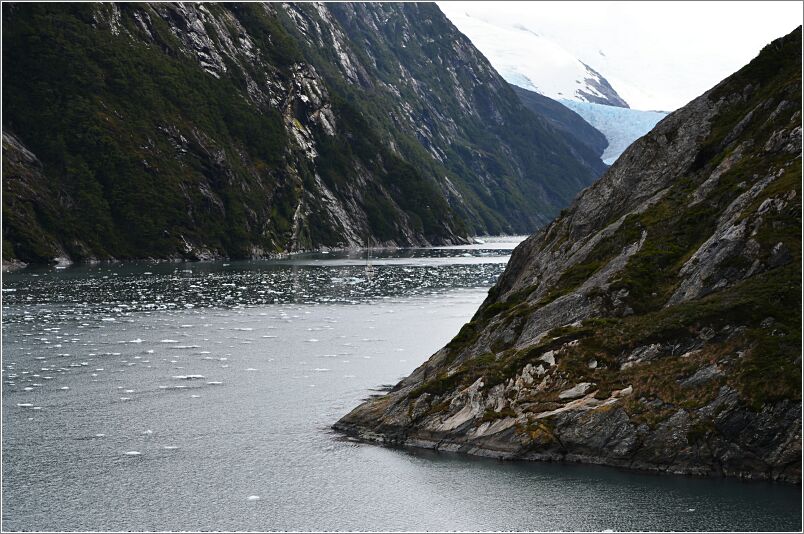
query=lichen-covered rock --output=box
[335,27,802,483]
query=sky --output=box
[438,1,803,111]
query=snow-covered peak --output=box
[445,10,629,108]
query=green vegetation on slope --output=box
[4,3,289,260]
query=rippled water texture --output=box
[2,238,801,531]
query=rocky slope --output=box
[2,3,605,267]
[336,28,803,483]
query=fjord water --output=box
[2,238,800,532]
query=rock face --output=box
[2,3,605,266]
[335,28,803,483]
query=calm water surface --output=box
[2,238,801,531]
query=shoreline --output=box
[332,420,803,485]
[1,235,526,273]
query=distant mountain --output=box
[441,9,669,165]
[510,84,608,158]
[336,27,802,483]
[2,3,606,266]
[440,10,629,108]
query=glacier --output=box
[560,100,668,165]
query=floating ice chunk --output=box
[206,381,223,385]
[307,339,319,343]
[143,429,153,435]
[163,446,178,450]
[124,451,141,456]
[247,495,260,501]
[16,403,33,407]
[245,368,257,372]
[130,339,143,343]
[120,397,132,401]
[313,368,330,372]
[160,340,178,343]
[60,386,70,391]
[190,395,200,398]
[172,375,205,380]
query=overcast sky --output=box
[438,1,803,110]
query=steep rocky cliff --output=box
[336,28,803,483]
[2,3,604,266]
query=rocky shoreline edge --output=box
[332,419,802,484]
